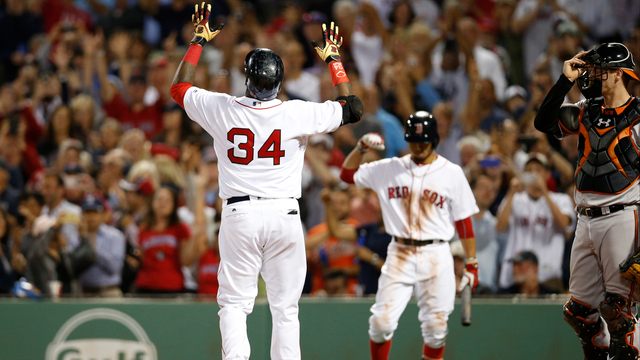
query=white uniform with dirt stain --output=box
[353,154,478,348]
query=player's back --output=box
[182,89,342,199]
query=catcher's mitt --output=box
[619,247,640,284]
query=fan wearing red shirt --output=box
[135,186,200,294]
[198,246,220,296]
[100,64,164,139]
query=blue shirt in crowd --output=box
[357,224,392,295]
[79,224,125,288]
[375,109,408,158]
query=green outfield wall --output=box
[0,297,581,360]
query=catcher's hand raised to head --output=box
[191,2,224,46]
[620,247,640,284]
[312,22,343,64]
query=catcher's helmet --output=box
[578,43,639,98]
[244,48,284,101]
[405,111,439,147]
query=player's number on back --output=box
[227,128,285,165]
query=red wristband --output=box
[329,61,349,86]
[183,44,203,66]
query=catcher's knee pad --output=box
[600,293,639,360]
[421,313,448,349]
[563,298,608,360]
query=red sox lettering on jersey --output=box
[387,186,447,209]
[354,155,478,242]
[498,191,574,289]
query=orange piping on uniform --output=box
[576,123,592,176]
[571,296,593,308]
[595,126,614,136]
[607,132,631,181]
[559,121,579,135]
[576,177,639,195]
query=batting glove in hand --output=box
[312,22,343,64]
[356,133,385,154]
[458,258,479,293]
[191,2,224,46]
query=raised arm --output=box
[340,133,385,183]
[312,22,364,126]
[510,0,543,35]
[534,51,587,136]
[171,3,224,106]
[320,188,358,243]
[496,177,522,232]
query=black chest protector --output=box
[576,97,640,194]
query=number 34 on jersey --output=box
[227,128,285,165]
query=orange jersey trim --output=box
[575,122,592,176]
[575,106,640,194]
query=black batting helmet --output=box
[405,111,439,147]
[244,48,284,101]
[578,43,639,98]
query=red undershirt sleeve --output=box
[170,83,193,110]
[454,217,475,240]
[340,167,357,184]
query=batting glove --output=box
[191,2,224,46]
[356,133,385,154]
[458,258,479,293]
[312,22,343,64]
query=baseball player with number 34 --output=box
[340,112,479,360]
[170,5,363,360]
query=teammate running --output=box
[534,43,640,360]
[340,112,479,360]
[170,4,363,360]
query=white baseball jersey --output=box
[182,88,342,199]
[354,154,479,240]
[498,191,576,288]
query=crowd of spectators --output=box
[0,0,638,298]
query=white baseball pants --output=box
[217,198,306,360]
[369,240,455,348]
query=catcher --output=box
[534,43,640,360]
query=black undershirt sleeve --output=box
[534,74,575,135]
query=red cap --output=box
[150,143,180,161]
[119,178,155,197]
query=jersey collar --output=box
[235,96,283,109]
[404,153,441,167]
[403,154,444,176]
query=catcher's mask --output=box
[577,43,639,99]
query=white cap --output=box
[504,85,527,100]
[309,134,334,150]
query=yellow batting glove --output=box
[191,2,224,46]
[311,22,343,64]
